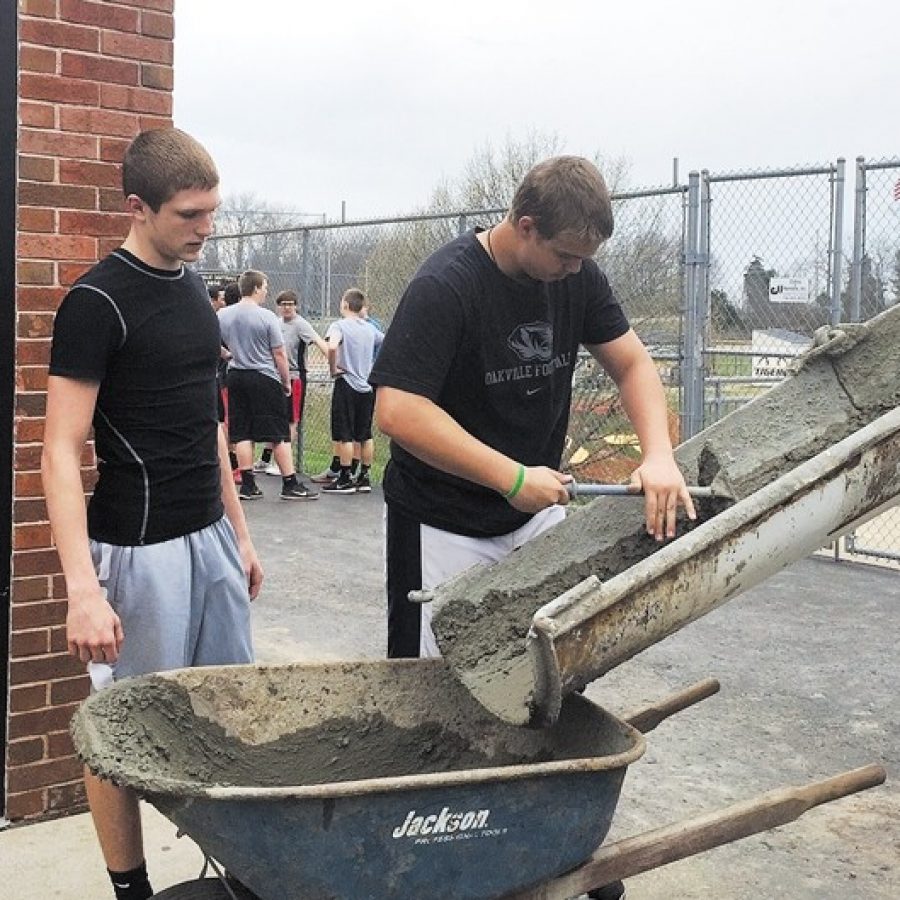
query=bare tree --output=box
[432,130,629,213]
[599,200,683,320]
[201,193,318,281]
[363,132,633,323]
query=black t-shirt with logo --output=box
[369,230,630,537]
[49,249,224,545]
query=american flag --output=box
[894,177,900,201]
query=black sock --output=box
[108,861,152,900]
[338,465,352,481]
[351,457,360,472]
[241,469,256,488]
[329,454,340,471]
[283,474,297,487]
[228,450,239,470]
[260,447,273,464]
[359,463,370,477]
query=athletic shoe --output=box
[252,459,270,473]
[311,467,340,484]
[322,476,357,494]
[353,472,372,493]
[264,462,282,476]
[587,881,626,900]
[239,483,263,501]
[281,482,319,501]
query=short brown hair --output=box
[122,128,218,212]
[342,288,365,313]
[276,290,298,306]
[508,156,614,243]
[223,281,241,305]
[238,269,267,297]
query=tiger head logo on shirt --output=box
[507,322,553,362]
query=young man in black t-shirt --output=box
[372,157,695,900]
[371,156,696,652]
[42,129,262,900]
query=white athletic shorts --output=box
[384,504,565,658]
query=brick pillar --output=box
[8,0,174,822]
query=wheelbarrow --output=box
[70,660,885,900]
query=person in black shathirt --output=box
[42,128,262,900]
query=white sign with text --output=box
[769,276,810,304]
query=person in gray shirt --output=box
[255,290,329,477]
[218,270,316,500]
[323,288,383,493]
[277,290,328,448]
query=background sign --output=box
[769,276,810,303]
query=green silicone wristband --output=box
[503,463,526,500]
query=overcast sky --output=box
[173,0,897,221]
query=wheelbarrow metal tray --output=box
[71,660,644,900]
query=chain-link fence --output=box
[566,186,686,482]
[202,158,900,567]
[691,164,843,432]
[202,192,688,485]
[840,157,900,566]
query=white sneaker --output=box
[252,459,269,473]
[265,462,281,476]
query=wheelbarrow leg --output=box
[501,764,886,900]
[581,680,720,900]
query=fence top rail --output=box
[208,207,507,241]
[612,184,688,200]
[704,162,838,184]
[207,182,689,243]
[858,157,900,172]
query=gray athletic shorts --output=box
[88,516,254,686]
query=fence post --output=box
[849,157,866,323]
[301,228,310,315]
[829,158,846,326]
[458,214,468,237]
[680,171,704,440]
[698,168,711,385]
[298,228,310,470]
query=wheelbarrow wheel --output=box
[152,878,260,899]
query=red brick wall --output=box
[9,0,174,822]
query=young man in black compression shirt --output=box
[42,128,263,900]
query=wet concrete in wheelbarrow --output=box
[75,680,508,787]
[72,659,639,796]
[73,678,552,789]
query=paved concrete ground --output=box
[2,481,898,898]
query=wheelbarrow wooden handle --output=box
[622,678,721,734]
[502,764,887,899]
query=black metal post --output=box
[0,0,19,820]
